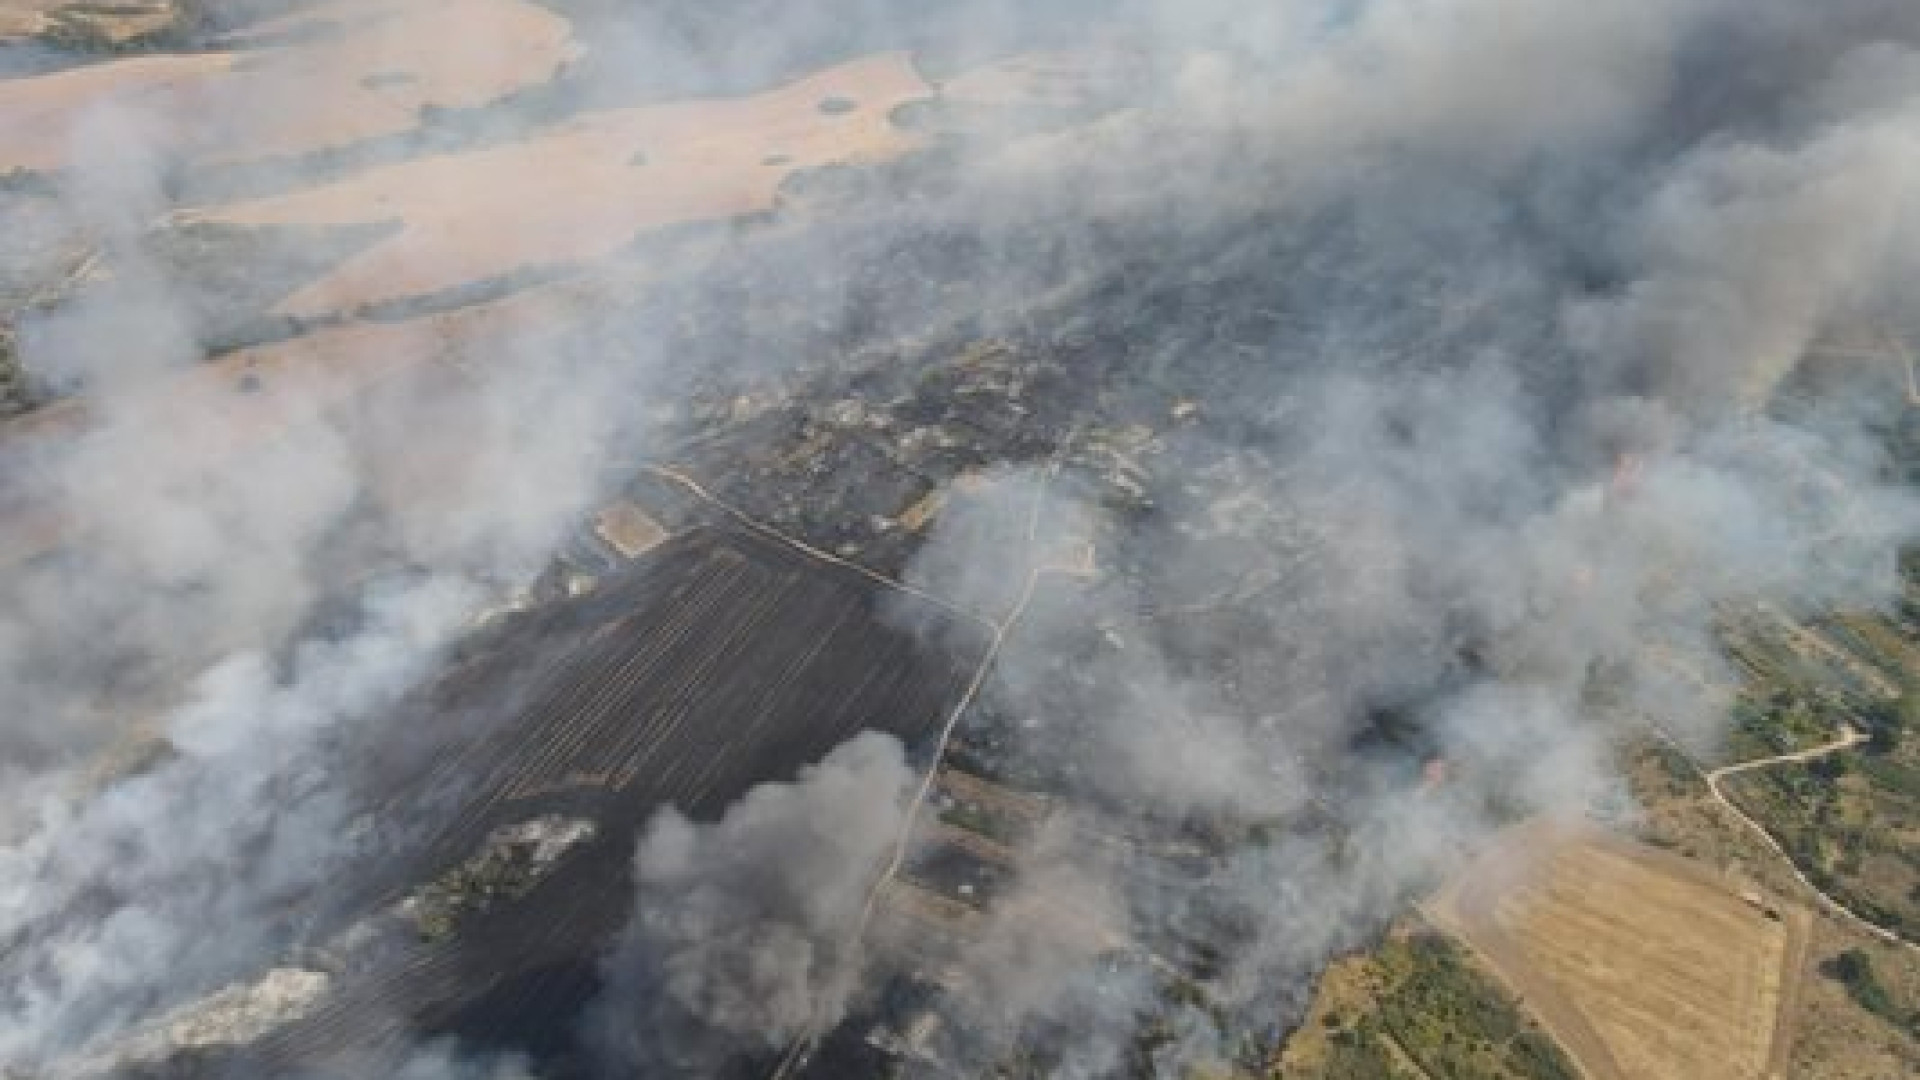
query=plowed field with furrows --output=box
[203,526,986,1075]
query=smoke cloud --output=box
[0,0,1917,1076]
[591,732,915,1074]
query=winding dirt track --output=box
[190,51,934,318]
[1429,721,1914,1080]
[1706,727,1867,784]
[1695,726,1919,952]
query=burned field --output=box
[7,7,1919,1071]
[58,172,1911,1079]
[141,525,988,1077]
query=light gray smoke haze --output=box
[0,0,1918,1076]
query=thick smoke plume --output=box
[592,732,914,1072]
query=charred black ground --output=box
[113,526,986,1078]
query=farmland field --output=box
[0,0,578,173]
[1427,825,1807,1080]
[204,525,989,1074]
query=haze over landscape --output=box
[3,2,1920,1078]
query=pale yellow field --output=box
[0,0,576,172]
[0,43,1071,571]
[192,52,934,317]
[0,52,237,173]
[1430,824,1807,1080]
[594,500,668,560]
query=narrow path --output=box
[767,441,1078,1080]
[1665,725,1918,953]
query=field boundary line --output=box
[638,462,997,634]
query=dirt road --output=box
[1426,823,1809,1080]
[1695,726,1918,952]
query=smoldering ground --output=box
[838,3,1920,1072]
[588,732,916,1076]
[2,0,1920,1077]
